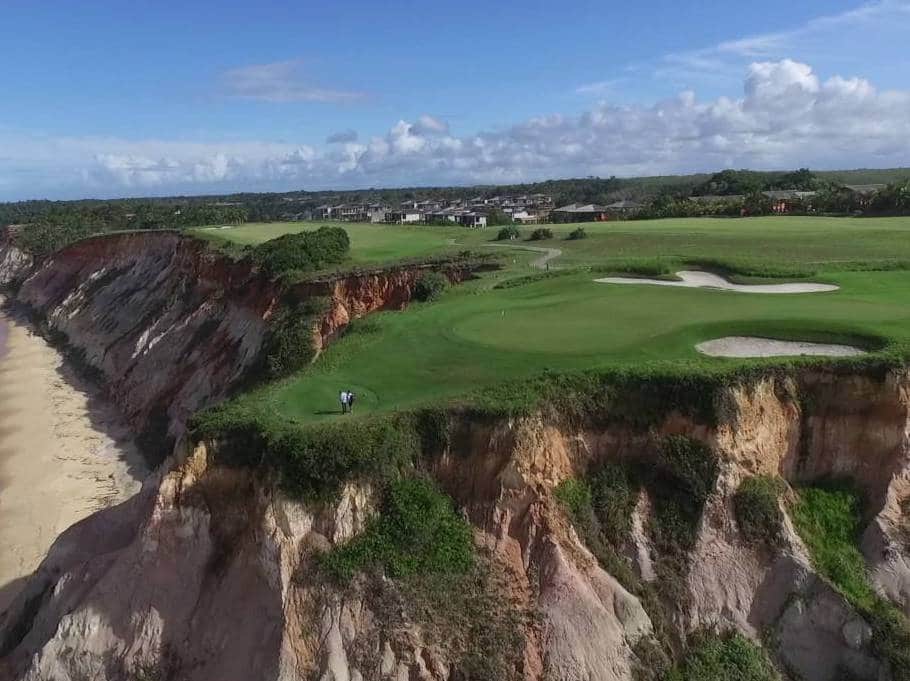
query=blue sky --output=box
[1,0,909,200]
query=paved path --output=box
[484,243,563,270]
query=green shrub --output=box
[529,227,554,241]
[496,226,521,240]
[590,463,638,543]
[554,478,593,521]
[252,226,349,277]
[413,270,448,302]
[322,477,473,581]
[667,631,779,681]
[733,476,786,547]
[567,227,587,240]
[648,436,718,554]
[261,296,329,379]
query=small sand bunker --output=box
[595,270,838,293]
[696,336,866,358]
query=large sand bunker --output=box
[595,270,838,293]
[696,336,866,358]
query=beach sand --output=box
[0,303,148,612]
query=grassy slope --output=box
[202,216,910,423]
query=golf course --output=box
[196,216,910,423]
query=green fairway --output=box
[203,215,910,425]
[193,221,464,266]
[197,216,910,274]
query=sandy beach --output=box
[0,302,148,612]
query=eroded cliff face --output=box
[0,230,475,453]
[3,369,910,681]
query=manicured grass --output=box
[493,216,910,271]
[236,266,910,423]
[200,216,910,424]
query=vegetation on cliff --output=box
[556,435,718,662]
[322,477,472,581]
[733,476,787,548]
[251,225,350,277]
[665,631,779,681]
[791,483,910,680]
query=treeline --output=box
[2,200,247,256]
[635,170,910,220]
[691,168,819,195]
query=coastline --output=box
[0,301,148,612]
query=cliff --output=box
[2,368,910,681]
[0,229,476,458]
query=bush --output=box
[567,227,587,240]
[252,226,349,277]
[413,271,449,302]
[529,227,554,241]
[496,226,521,241]
[322,477,473,581]
[667,631,779,681]
[261,296,329,379]
[733,476,786,547]
[647,436,718,554]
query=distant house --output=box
[844,184,886,207]
[385,209,423,224]
[551,203,611,222]
[368,205,388,223]
[456,212,487,229]
[314,204,336,220]
[762,190,816,214]
[604,200,644,215]
[511,209,538,224]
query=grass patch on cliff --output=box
[791,483,910,679]
[733,476,787,547]
[190,404,424,500]
[321,477,473,581]
[321,477,525,680]
[664,630,780,681]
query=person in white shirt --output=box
[339,390,349,414]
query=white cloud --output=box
[647,0,910,89]
[411,115,450,135]
[3,60,910,200]
[221,59,366,103]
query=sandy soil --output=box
[695,336,866,358]
[595,270,839,293]
[0,305,148,612]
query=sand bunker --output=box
[595,270,838,293]
[696,336,866,358]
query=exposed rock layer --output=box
[2,369,910,680]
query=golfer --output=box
[339,390,349,414]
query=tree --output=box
[496,226,521,240]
